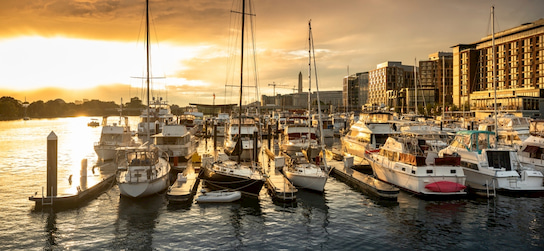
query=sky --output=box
[0,0,543,107]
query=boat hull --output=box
[283,168,327,192]
[463,168,544,194]
[199,165,264,196]
[196,190,242,203]
[94,145,117,161]
[367,155,466,196]
[118,173,169,198]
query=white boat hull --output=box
[283,168,327,192]
[196,190,241,203]
[463,167,544,193]
[118,173,169,198]
[367,156,466,196]
[94,145,117,161]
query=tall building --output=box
[368,61,418,113]
[419,52,453,111]
[342,72,368,113]
[452,18,544,118]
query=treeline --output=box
[0,96,192,120]
[0,96,150,120]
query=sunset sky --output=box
[1,0,543,107]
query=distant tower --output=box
[298,71,302,93]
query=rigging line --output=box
[248,0,260,108]
[310,20,328,169]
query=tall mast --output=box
[492,6,498,142]
[237,0,245,164]
[442,56,445,120]
[414,58,417,115]
[307,20,312,145]
[309,20,328,169]
[145,0,151,144]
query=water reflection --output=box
[296,189,330,248]
[113,194,165,250]
[44,211,57,249]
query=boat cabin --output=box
[448,130,496,154]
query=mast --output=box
[307,20,312,148]
[442,56,445,120]
[492,6,498,143]
[414,58,417,115]
[309,20,328,170]
[145,0,151,144]
[237,0,245,164]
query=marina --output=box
[1,0,544,249]
[1,117,544,249]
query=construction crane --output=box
[268,82,290,96]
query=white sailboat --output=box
[198,0,265,197]
[283,20,329,192]
[117,0,171,198]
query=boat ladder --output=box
[485,179,496,198]
[41,186,54,206]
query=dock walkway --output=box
[263,147,297,202]
[29,161,117,210]
[167,167,200,203]
[328,159,399,200]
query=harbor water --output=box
[1,117,543,250]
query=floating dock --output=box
[29,161,117,210]
[167,167,200,203]
[263,151,297,202]
[329,157,399,200]
[29,132,117,210]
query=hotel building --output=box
[452,18,544,118]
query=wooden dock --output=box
[167,167,200,203]
[29,161,117,210]
[263,148,297,202]
[265,170,297,202]
[328,159,399,200]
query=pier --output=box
[263,148,297,202]
[29,131,117,210]
[329,157,399,200]
[167,165,201,203]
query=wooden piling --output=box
[47,131,58,197]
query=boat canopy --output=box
[451,130,496,154]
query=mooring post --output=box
[268,123,271,150]
[47,131,58,197]
[213,123,217,151]
[80,159,88,190]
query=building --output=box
[260,91,342,113]
[368,61,421,113]
[343,72,368,113]
[452,18,544,118]
[419,52,453,113]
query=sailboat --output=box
[283,20,329,192]
[116,0,171,198]
[198,0,265,197]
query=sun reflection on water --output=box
[57,117,102,195]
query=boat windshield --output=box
[451,131,496,153]
[530,120,544,137]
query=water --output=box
[1,117,543,250]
